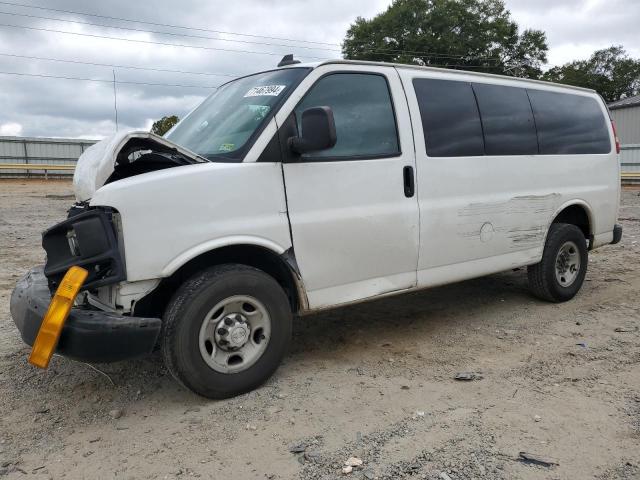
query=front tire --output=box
[162,264,292,399]
[527,223,588,302]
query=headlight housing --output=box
[42,207,125,292]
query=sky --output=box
[0,0,638,139]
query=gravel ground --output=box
[0,179,639,480]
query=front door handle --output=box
[403,166,415,198]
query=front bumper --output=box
[10,267,161,363]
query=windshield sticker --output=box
[244,85,286,97]
[218,143,235,152]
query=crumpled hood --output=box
[73,130,202,201]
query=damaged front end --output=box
[10,266,161,363]
[46,130,203,292]
[73,130,207,201]
[8,131,201,363]
[11,199,162,363]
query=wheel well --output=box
[133,245,302,318]
[552,204,591,240]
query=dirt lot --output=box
[0,179,638,480]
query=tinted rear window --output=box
[413,78,484,157]
[472,83,538,155]
[527,90,611,154]
[413,78,611,157]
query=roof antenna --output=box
[278,54,301,67]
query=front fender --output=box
[90,162,291,282]
[160,235,289,277]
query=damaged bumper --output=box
[10,267,161,363]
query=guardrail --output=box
[622,172,640,181]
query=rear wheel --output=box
[527,223,588,302]
[162,264,292,399]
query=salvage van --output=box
[11,58,622,398]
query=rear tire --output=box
[162,264,292,399]
[527,223,588,302]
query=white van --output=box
[11,58,622,398]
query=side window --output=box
[527,90,611,154]
[413,78,484,157]
[472,83,538,155]
[295,73,399,159]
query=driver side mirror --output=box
[288,106,337,154]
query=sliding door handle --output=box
[403,166,415,198]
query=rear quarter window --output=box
[412,78,485,157]
[526,90,611,154]
[472,83,538,155]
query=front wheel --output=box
[527,223,588,302]
[162,264,292,399]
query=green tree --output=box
[342,0,548,78]
[151,115,180,136]
[543,46,640,103]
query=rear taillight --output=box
[611,120,621,154]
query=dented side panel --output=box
[397,68,619,288]
[456,193,561,253]
[411,152,617,283]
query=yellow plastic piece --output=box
[28,266,88,368]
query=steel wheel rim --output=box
[198,295,271,374]
[555,240,581,287]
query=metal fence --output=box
[0,136,97,178]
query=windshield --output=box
[166,68,310,161]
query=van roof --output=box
[291,59,597,94]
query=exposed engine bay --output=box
[73,131,205,201]
[105,137,200,185]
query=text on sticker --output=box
[244,85,286,97]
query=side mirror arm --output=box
[288,136,306,155]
